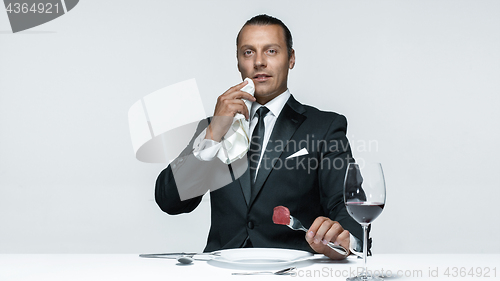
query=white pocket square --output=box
[286,148,309,159]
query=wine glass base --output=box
[347,276,384,281]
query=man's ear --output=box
[237,53,242,72]
[289,49,296,69]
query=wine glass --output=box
[344,162,386,281]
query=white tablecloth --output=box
[1,254,498,280]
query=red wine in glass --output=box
[344,162,386,281]
[345,202,385,224]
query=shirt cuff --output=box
[193,127,222,161]
[350,233,362,253]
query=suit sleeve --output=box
[155,118,211,215]
[155,117,236,215]
[318,114,364,243]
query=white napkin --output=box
[217,78,254,164]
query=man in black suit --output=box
[155,14,363,260]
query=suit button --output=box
[247,221,254,229]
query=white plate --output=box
[207,248,315,270]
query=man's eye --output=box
[244,50,253,56]
[268,49,276,54]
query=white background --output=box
[0,0,498,254]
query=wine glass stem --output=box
[362,223,369,279]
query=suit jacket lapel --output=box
[249,95,306,206]
[237,164,251,206]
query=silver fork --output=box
[287,215,349,257]
[232,267,296,275]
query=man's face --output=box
[237,24,295,104]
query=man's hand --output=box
[306,216,350,260]
[207,80,256,142]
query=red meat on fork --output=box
[272,206,290,225]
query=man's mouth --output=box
[253,74,271,82]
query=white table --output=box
[1,254,498,280]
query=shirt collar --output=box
[250,89,291,119]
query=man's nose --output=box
[254,52,266,68]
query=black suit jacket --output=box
[155,95,363,253]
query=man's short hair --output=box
[236,14,294,58]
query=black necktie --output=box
[248,106,270,191]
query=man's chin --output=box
[254,92,282,103]
[254,86,273,98]
[254,92,271,99]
